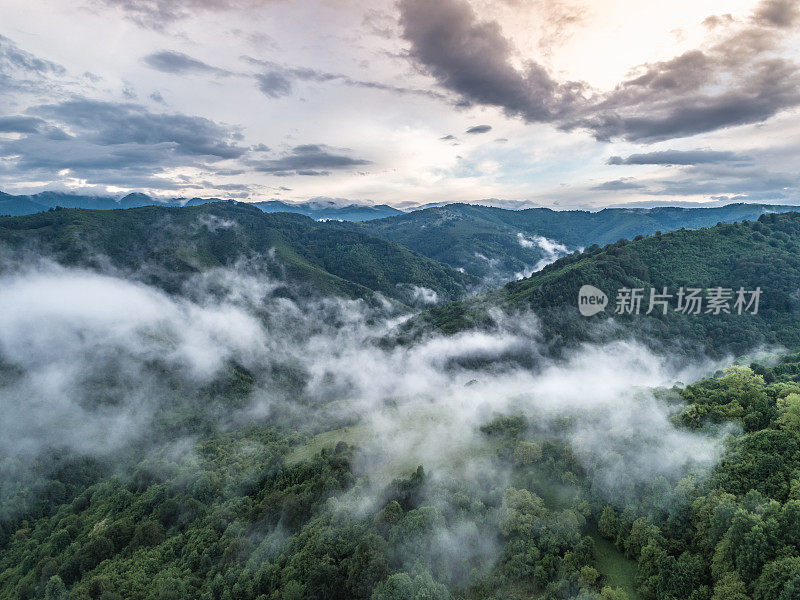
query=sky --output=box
[1,0,799,209]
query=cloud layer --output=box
[399,0,800,142]
[0,251,731,519]
[0,0,798,205]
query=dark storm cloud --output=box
[398,0,800,142]
[346,78,446,99]
[608,150,752,166]
[143,50,233,76]
[0,35,67,97]
[0,99,259,191]
[2,136,172,171]
[95,0,267,29]
[753,0,800,27]
[251,144,371,176]
[255,71,294,98]
[646,164,799,199]
[590,161,800,203]
[398,0,579,122]
[466,125,492,134]
[0,116,45,133]
[702,14,735,29]
[32,99,247,159]
[362,8,398,39]
[245,57,446,101]
[570,43,800,141]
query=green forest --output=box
[0,203,474,304]
[5,357,800,600]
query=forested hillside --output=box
[418,212,800,356]
[0,202,474,304]
[253,200,402,221]
[345,204,796,283]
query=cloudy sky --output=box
[1,0,799,208]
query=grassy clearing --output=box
[588,529,641,600]
[286,425,372,465]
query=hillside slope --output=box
[417,211,800,355]
[0,202,474,304]
[347,203,798,283]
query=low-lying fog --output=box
[0,253,735,521]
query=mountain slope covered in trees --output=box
[346,203,797,283]
[4,344,800,600]
[0,202,474,303]
[253,199,402,221]
[416,211,800,355]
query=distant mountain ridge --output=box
[252,199,402,221]
[0,191,402,222]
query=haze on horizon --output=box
[1,0,799,209]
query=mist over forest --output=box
[2,201,800,600]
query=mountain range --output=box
[0,191,401,222]
[344,203,800,283]
[3,198,798,356]
[3,189,798,287]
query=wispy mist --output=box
[0,258,730,526]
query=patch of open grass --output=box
[588,529,641,600]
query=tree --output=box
[600,586,629,600]
[105,517,134,552]
[370,571,450,600]
[777,393,800,433]
[346,534,389,599]
[513,441,542,465]
[625,518,659,559]
[598,507,618,540]
[130,519,165,549]
[711,573,748,600]
[735,524,771,584]
[778,571,800,600]
[578,565,600,589]
[78,536,114,573]
[754,557,800,600]
[44,576,68,600]
[499,487,546,537]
